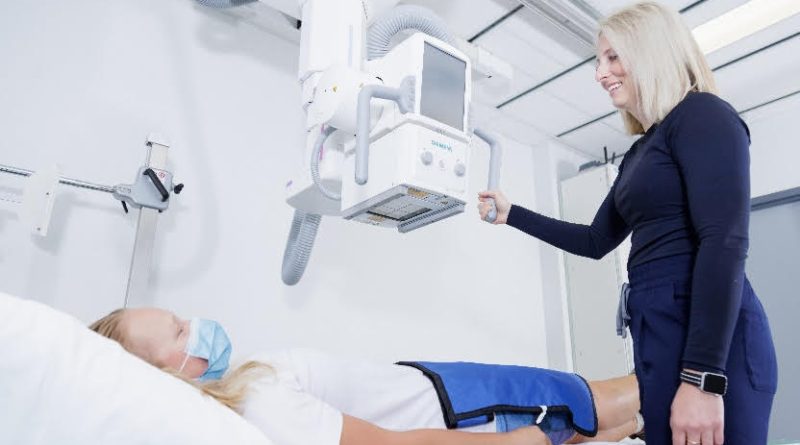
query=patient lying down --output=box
[90,308,643,445]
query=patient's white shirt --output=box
[240,348,495,445]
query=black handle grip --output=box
[143,168,169,202]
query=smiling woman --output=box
[594,39,630,109]
[477,2,777,445]
[594,2,716,135]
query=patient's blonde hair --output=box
[89,309,271,413]
[599,1,717,134]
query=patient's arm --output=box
[341,415,551,445]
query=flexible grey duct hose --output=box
[367,5,455,60]
[310,126,341,200]
[194,0,256,8]
[281,210,322,285]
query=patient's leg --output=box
[589,374,639,430]
[567,418,638,443]
[565,374,641,443]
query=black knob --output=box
[143,168,170,202]
[174,183,184,194]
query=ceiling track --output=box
[495,0,712,110]
[468,4,525,43]
[515,0,603,53]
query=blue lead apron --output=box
[396,361,598,437]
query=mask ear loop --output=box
[178,317,198,374]
[178,351,191,374]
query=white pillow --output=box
[0,292,273,445]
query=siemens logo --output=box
[431,140,452,151]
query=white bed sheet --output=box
[0,291,273,445]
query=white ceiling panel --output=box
[472,102,549,147]
[500,88,593,134]
[473,65,538,106]
[706,15,800,68]
[559,118,638,160]
[541,63,616,118]
[715,36,800,111]
[502,7,590,63]
[477,27,567,91]
[475,8,591,87]
[487,112,551,147]
[680,0,750,28]
[600,112,626,133]
[740,87,800,123]
[586,0,695,17]
[400,0,519,40]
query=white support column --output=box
[124,135,169,308]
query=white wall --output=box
[530,140,592,371]
[0,0,549,366]
[743,92,800,198]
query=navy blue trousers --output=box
[627,254,777,445]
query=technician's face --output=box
[595,35,634,111]
[120,308,208,379]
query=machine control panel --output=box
[420,151,433,165]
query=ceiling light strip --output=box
[693,0,800,54]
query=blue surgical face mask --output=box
[178,318,232,382]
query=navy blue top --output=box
[508,92,750,373]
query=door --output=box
[746,190,800,443]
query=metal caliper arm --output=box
[112,167,183,212]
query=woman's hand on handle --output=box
[478,190,511,225]
[670,381,724,445]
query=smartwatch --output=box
[680,369,727,396]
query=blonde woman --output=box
[90,307,645,445]
[478,2,776,445]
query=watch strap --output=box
[680,369,727,395]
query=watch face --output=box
[703,373,728,395]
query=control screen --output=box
[420,42,466,131]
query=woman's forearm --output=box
[507,204,629,260]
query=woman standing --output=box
[478,3,777,444]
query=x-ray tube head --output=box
[340,34,472,232]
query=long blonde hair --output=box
[599,1,717,134]
[89,309,271,413]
